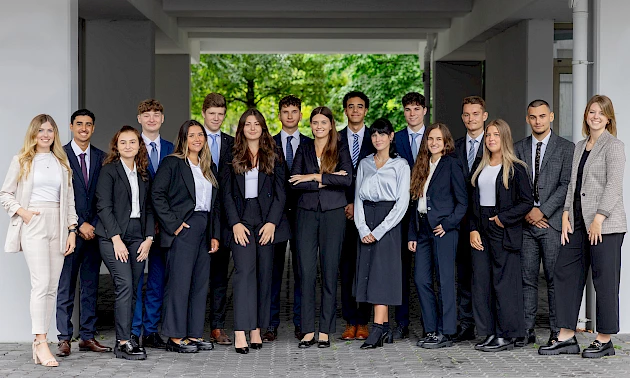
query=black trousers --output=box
[270,221,301,328]
[397,218,412,328]
[297,206,346,334]
[554,227,624,334]
[209,244,230,329]
[340,219,371,326]
[471,207,525,338]
[56,236,101,341]
[231,199,273,332]
[162,212,210,338]
[99,219,145,341]
[456,216,475,329]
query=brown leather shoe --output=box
[356,324,369,340]
[262,327,277,342]
[211,329,232,345]
[79,338,113,353]
[341,324,357,340]
[56,340,71,357]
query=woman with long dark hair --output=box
[222,109,289,354]
[289,106,352,348]
[408,123,467,349]
[353,118,410,349]
[152,120,220,354]
[95,125,154,360]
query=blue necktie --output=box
[352,134,360,167]
[468,139,477,171]
[410,133,420,162]
[210,134,219,167]
[149,142,158,172]
[286,135,294,170]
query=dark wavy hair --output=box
[410,123,455,200]
[369,118,396,158]
[310,107,339,174]
[103,125,149,181]
[232,109,280,175]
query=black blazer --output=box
[290,141,353,212]
[221,150,290,245]
[272,132,313,218]
[338,126,375,203]
[469,163,534,251]
[408,155,468,240]
[151,156,220,249]
[95,161,154,240]
[64,143,105,227]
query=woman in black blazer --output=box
[151,120,220,354]
[222,109,289,354]
[289,106,352,348]
[95,126,154,360]
[408,123,467,349]
[469,119,533,352]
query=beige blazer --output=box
[0,155,78,253]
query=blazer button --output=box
[427,207,431,211]
[582,193,586,196]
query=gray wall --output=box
[85,20,155,150]
[155,54,191,143]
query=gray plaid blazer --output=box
[564,130,627,234]
[514,131,575,232]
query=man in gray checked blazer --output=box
[513,99,574,347]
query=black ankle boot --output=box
[360,324,384,349]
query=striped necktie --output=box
[352,133,360,167]
[286,135,294,170]
[467,139,477,171]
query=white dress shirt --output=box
[245,167,259,199]
[407,125,425,157]
[346,124,366,152]
[466,133,484,160]
[417,157,440,214]
[479,164,502,207]
[531,132,551,206]
[188,159,213,211]
[71,140,91,180]
[280,129,300,159]
[142,133,161,161]
[121,161,141,218]
[206,128,222,165]
[31,153,62,203]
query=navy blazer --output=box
[469,163,534,251]
[64,142,105,227]
[454,136,484,181]
[273,132,313,216]
[408,155,468,241]
[394,128,416,168]
[338,126,375,203]
[221,149,290,246]
[147,137,174,178]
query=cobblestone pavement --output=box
[1,251,629,377]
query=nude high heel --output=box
[33,340,59,367]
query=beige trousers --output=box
[21,202,64,335]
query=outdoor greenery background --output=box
[191,54,424,136]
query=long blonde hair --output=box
[18,114,72,182]
[172,120,218,187]
[471,119,526,190]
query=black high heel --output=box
[360,324,387,349]
[234,346,249,354]
[250,343,262,350]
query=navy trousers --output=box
[132,242,167,336]
[270,236,301,328]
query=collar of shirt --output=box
[429,156,441,169]
[70,139,91,159]
[121,160,137,177]
[348,124,366,139]
[280,129,300,141]
[532,131,552,148]
[205,129,221,143]
[406,125,425,139]
[142,133,161,151]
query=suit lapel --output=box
[399,132,413,165]
[88,147,99,189]
[523,136,533,169]
[115,161,132,202]
[180,159,196,200]
[583,131,609,177]
[258,170,266,195]
[540,132,556,172]
[427,158,446,189]
[138,176,146,210]
[236,173,246,198]
[65,144,86,189]
[359,127,372,159]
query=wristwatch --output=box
[146,236,154,242]
[68,228,78,234]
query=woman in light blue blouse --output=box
[353,118,410,349]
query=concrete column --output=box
[593,0,630,333]
[155,54,191,143]
[434,61,484,140]
[85,20,155,150]
[485,19,554,142]
[0,0,78,342]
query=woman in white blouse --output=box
[0,114,77,367]
[353,118,410,349]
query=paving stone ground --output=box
[0,250,628,377]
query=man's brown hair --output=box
[202,93,227,113]
[462,96,486,112]
[137,99,163,115]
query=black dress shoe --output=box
[165,338,198,353]
[250,343,262,350]
[294,326,304,340]
[143,333,167,349]
[130,334,146,352]
[234,346,249,354]
[546,331,559,346]
[416,332,436,347]
[474,335,495,350]
[515,329,536,347]
[538,336,580,355]
[479,337,514,352]
[114,339,147,360]
[421,333,453,349]
[189,338,214,351]
[262,327,278,342]
[453,326,476,343]
[392,325,409,340]
[298,338,317,349]
[317,340,330,348]
[582,340,615,358]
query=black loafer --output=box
[421,333,453,349]
[165,338,198,353]
[546,331,559,346]
[143,333,167,349]
[474,335,495,350]
[114,339,147,360]
[317,340,330,348]
[189,338,214,351]
[416,332,436,347]
[582,340,615,358]
[298,339,317,349]
[453,326,476,343]
[479,337,514,352]
[538,336,580,355]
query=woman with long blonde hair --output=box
[0,114,78,367]
[468,119,533,352]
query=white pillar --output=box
[593,0,630,333]
[572,0,589,143]
[0,0,78,342]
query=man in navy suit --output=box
[452,96,488,342]
[392,92,427,339]
[201,93,235,346]
[56,109,109,357]
[264,95,312,342]
[131,99,174,348]
[338,91,375,341]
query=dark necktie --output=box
[286,135,294,170]
[534,141,542,203]
[79,153,88,189]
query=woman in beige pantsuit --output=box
[0,114,78,368]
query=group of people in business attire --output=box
[1,89,625,367]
